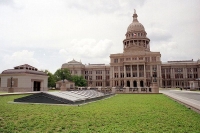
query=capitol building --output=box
[62,10,200,89]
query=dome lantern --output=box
[127,9,145,32]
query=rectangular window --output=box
[114,73,119,78]
[120,73,124,78]
[146,72,150,78]
[139,57,143,60]
[114,59,118,63]
[145,57,150,62]
[114,67,118,71]
[167,74,171,79]
[139,72,144,77]
[126,58,131,61]
[152,65,157,70]
[120,66,124,71]
[96,70,102,74]
[126,66,131,71]
[106,70,109,74]
[132,57,137,60]
[132,65,137,71]
[139,65,144,70]
[120,58,124,62]
[106,76,110,79]
[152,57,156,62]
[146,65,150,70]
[89,71,92,74]
[133,72,137,77]
[126,73,131,77]
[106,82,110,86]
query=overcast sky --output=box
[0,0,200,73]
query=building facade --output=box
[62,10,200,89]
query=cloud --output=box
[0,0,200,73]
[0,0,14,6]
[148,28,172,42]
[66,0,146,14]
[69,39,113,58]
[58,39,114,64]
[2,50,39,71]
[59,49,67,55]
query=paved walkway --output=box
[160,90,200,113]
[0,91,40,96]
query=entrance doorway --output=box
[140,80,144,87]
[133,81,137,87]
[127,81,130,87]
[33,81,41,91]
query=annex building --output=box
[0,64,48,92]
[62,10,200,90]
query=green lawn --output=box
[0,94,200,133]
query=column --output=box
[124,65,126,78]
[150,65,152,78]
[157,64,160,87]
[137,64,139,78]
[112,67,115,87]
[124,65,126,87]
[170,68,174,87]
[130,80,133,87]
[144,64,146,87]
[183,68,186,88]
[118,66,120,79]
[112,67,115,79]
[118,66,120,87]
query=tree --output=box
[54,68,72,82]
[72,75,87,87]
[44,70,56,88]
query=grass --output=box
[0,94,200,133]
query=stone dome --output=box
[127,10,145,32]
[127,22,145,32]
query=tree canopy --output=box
[72,75,87,87]
[54,68,72,82]
[44,70,56,88]
[45,68,87,88]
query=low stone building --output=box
[189,78,200,91]
[56,79,75,91]
[0,64,48,92]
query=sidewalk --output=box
[0,91,40,96]
[161,90,200,114]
